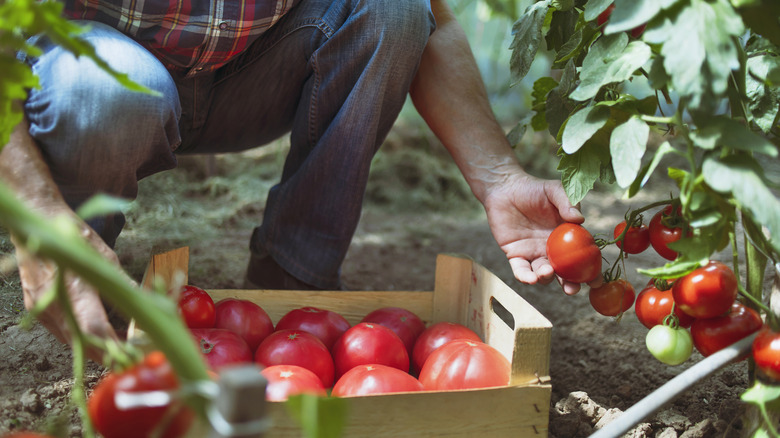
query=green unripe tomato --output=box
[646,324,693,366]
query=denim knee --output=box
[362,0,436,58]
[25,21,181,200]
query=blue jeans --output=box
[22,0,435,288]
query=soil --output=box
[0,136,773,438]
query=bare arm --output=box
[1,121,119,360]
[410,1,596,293]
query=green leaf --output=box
[75,194,131,221]
[742,381,780,404]
[645,0,744,111]
[583,0,614,21]
[638,259,702,279]
[626,141,677,197]
[509,0,551,85]
[552,0,576,11]
[610,116,649,187]
[745,54,780,133]
[689,116,778,156]
[702,154,780,255]
[558,142,607,205]
[569,34,652,101]
[547,61,578,140]
[286,394,348,438]
[605,0,664,35]
[561,105,611,153]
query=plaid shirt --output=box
[63,0,300,77]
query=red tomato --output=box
[213,298,274,351]
[332,364,424,397]
[331,322,409,380]
[634,283,695,329]
[753,327,780,382]
[596,4,646,38]
[360,307,426,357]
[190,328,254,371]
[418,340,511,390]
[613,221,650,254]
[261,364,327,401]
[411,322,482,374]
[274,307,351,351]
[546,223,602,284]
[648,206,685,261]
[690,302,762,357]
[177,285,216,329]
[672,261,738,319]
[588,279,635,317]
[87,351,194,438]
[255,329,335,388]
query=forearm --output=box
[409,0,525,204]
[1,121,68,212]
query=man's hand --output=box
[482,171,602,295]
[14,212,121,363]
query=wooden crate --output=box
[139,247,552,437]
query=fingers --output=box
[545,181,584,224]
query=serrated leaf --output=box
[610,116,649,187]
[690,116,778,156]
[510,0,551,85]
[558,142,606,205]
[703,155,780,255]
[746,54,780,133]
[561,105,611,153]
[569,34,652,101]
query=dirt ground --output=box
[0,128,772,437]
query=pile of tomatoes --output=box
[85,287,512,438]
[547,206,777,378]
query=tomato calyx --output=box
[199,339,215,354]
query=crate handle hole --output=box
[490,296,515,330]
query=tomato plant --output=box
[672,261,738,319]
[87,351,194,438]
[177,285,216,329]
[254,329,336,388]
[190,328,253,371]
[331,322,409,380]
[613,220,650,254]
[645,324,693,366]
[753,327,780,382]
[588,278,635,317]
[634,281,694,329]
[546,223,602,284]
[331,364,424,397]
[360,307,426,356]
[418,340,511,391]
[274,306,351,351]
[411,321,482,374]
[648,207,686,261]
[213,298,274,351]
[261,364,327,402]
[596,4,645,39]
[690,302,763,357]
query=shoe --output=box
[244,253,332,290]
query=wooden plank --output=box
[431,254,474,324]
[141,246,190,290]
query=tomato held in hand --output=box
[261,364,327,401]
[418,340,511,390]
[752,327,780,382]
[645,324,693,366]
[613,220,650,254]
[672,261,738,319]
[87,351,194,438]
[177,285,216,329]
[546,223,602,284]
[648,206,686,261]
[588,279,635,317]
[361,307,426,357]
[214,298,274,351]
[331,322,409,380]
[690,302,762,357]
[275,306,351,351]
[411,321,482,374]
[255,329,336,388]
[332,364,424,397]
[634,282,695,329]
[190,328,254,371]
